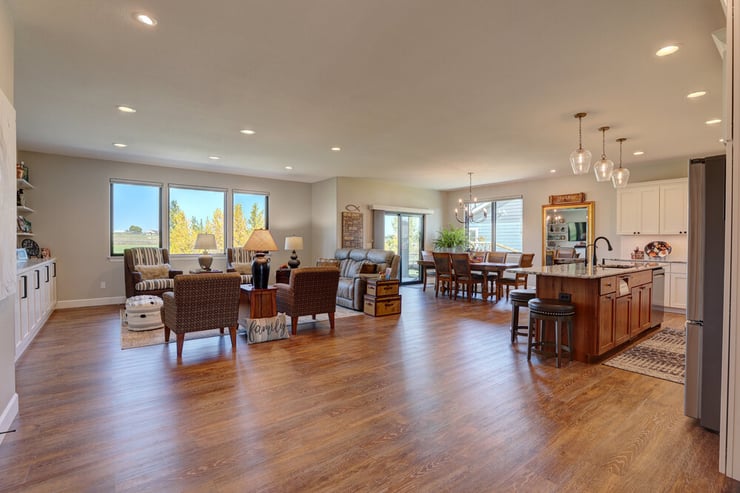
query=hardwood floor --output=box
[2,286,738,492]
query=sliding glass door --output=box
[383,213,424,284]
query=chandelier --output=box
[455,172,488,223]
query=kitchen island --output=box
[512,263,659,363]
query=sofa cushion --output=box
[337,277,356,300]
[135,263,171,280]
[135,278,175,292]
[232,262,252,274]
[317,258,341,268]
[339,259,369,278]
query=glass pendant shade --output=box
[594,157,614,182]
[611,167,630,188]
[570,148,592,174]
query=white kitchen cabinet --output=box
[659,180,689,235]
[15,258,57,361]
[668,262,687,310]
[616,185,660,235]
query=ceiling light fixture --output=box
[240,129,255,135]
[687,91,707,99]
[593,126,614,182]
[633,151,645,156]
[569,112,592,175]
[549,169,557,174]
[611,138,630,189]
[454,172,488,224]
[284,165,293,170]
[705,118,722,125]
[656,45,679,57]
[117,105,136,113]
[208,155,221,160]
[135,13,158,26]
[331,147,341,152]
[113,143,127,148]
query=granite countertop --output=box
[603,257,687,264]
[510,262,654,279]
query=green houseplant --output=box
[433,225,467,252]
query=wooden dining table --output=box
[416,259,519,301]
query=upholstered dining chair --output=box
[124,247,183,298]
[421,250,436,291]
[226,247,253,284]
[497,253,535,300]
[275,267,340,335]
[432,252,453,298]
[162,273,242,358]
[450,253,484,301]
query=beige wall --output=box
[311,178,338,261]
[0,0,16,442]
[19,151,314,305]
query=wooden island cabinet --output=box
[514,263,659,363]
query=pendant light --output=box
[611,137,630,189]
[593,126,614,182]
[569,112,592,175]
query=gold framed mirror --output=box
[541,201,595,266]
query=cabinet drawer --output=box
[600,276,617,295]
[364,295,402,317]
[630,270,653,287]
[366,280,399,297]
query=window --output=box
[168,186,226,254]
[466,197,523,252]
[233,191,268,247]
[110,181,162,256]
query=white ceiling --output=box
[8,0,726,191]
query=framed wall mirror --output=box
[541,201,595,265]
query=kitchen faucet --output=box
[587,236,613,267]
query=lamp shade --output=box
[284,236,304,251]
[193,233,217,251]
[244,229,278,252]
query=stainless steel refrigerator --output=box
[685,154,726,432]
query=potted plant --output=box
[433,225,467,252]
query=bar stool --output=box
[509,288,536,343]
[527,298,575,368]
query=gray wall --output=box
[0,0,15,441]
[311,178,338,261]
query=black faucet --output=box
[589,236,613,267]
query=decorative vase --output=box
[251,253,271,289]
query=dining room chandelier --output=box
[593,126,614,182]
[611,137,630,189]
[455,172,488,223]
[570,112,592,175]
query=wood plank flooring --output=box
[1,285,738,492]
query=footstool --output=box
[125,295,164,331]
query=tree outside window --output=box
[168,186,226,254]
[233,191,268,247]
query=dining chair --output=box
[431,252,453,298]
[484,251,508,294]
[497,253,535,300]
[421,250,436,291]
[450,253,484,301]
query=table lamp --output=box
[284,236,304,268]
[193,233,217,271]
[244,229,278,289]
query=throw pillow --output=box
[360,262,376,274]
[317,258,340,268]
[135,263,170,280]
[232,262,252,274]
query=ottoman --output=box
[125,295,164,331]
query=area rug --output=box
[603,327,685,384]
[121,306,363,350]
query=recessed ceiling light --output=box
[208,155,221,160]
[117,105,136,113]
[331,147,341,152]
[284,165,293,170]
[656,45,679,57]
[705,118,722,125]
[633,151,645,156]
[113,143,127,148]
[549,169,556,174]
[135,13,158,26]
[687,91,707,99]
[240,129,255,135]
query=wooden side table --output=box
[364,278,402,316]
[239,285,278,319]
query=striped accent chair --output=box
[226,247,254,284]
[276,267,340,335]
[162,273,242,358]
[123,248,183,298]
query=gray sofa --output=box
[331,248,400,310]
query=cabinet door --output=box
[615,295,631,345]
[660,181,689,234]
[598,293,616,354]
[669,272,687,309]
[617,186,660,235]
[16,274,30,348]
[631,284,653,336]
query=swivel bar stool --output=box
[509,288,536,343]
[527,298,575,368]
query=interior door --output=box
[383,213,424,284]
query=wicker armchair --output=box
[124,248,183,298]
[275,267,340,335]
[161,273,242,358]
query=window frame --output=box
[232,189,270,248]
[109,179,163,257]
[463,195,523,252]
[167,184,228,256]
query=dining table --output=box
[416,258,519,301]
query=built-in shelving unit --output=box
[16,176,35,242]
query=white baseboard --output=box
[0,393,18,446]
[55,296,125,309]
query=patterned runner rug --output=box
[121,305,362,350]
[603,327,685,384]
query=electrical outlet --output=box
[100,281,106,289]
[558,292,571,302]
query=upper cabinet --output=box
[616,178,688,236]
